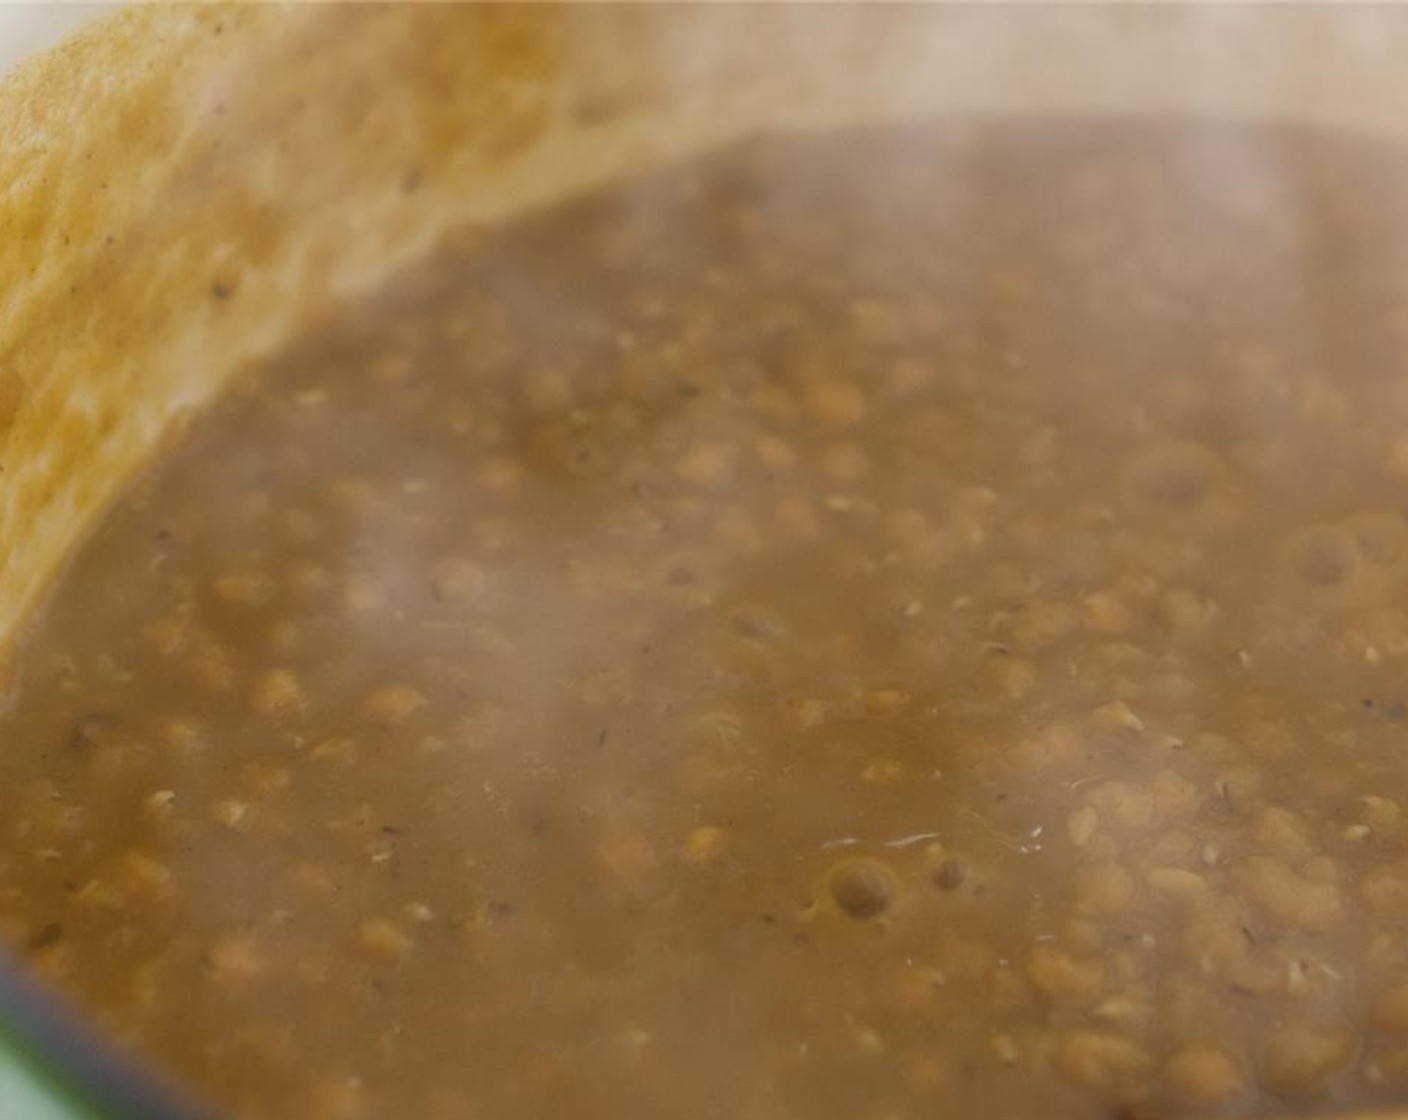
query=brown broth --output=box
[5,118,1408,1118]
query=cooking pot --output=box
[4,6,1408,1118]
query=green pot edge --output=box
[0,1020,105,1120]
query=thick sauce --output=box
[5,120,1408,1119]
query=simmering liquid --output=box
[5,119,1408,1119]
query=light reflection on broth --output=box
[4,118,1408,1118]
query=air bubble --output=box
[1291,527,1357,587]
[1128,441,1219,507]
[933,858,968,891]
[828,858,897,920]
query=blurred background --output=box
[0,5,110,79]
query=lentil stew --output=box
[4,118,1408,1119]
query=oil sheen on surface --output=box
[5,119,1408,1120]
